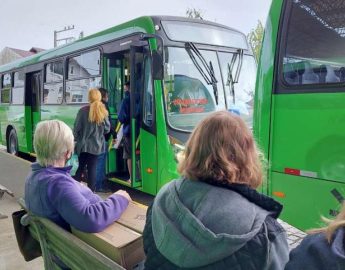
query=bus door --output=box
[25,71,41,153]
[129,45,144,188]
[130,43,159,194]
[103,55,126,179]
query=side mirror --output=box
[140,34,164,80]
[152,50,163,80]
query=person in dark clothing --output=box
[143,111,289,270]
[285,203,345,270]
[118,81,132,183]
[74,88,110,191]
[95,87,116,192]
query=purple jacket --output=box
[25,163,129,233]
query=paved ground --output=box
[278,219,306,250]
[0,195,44,270]
[0,147,306,269]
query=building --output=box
[0,47,45,66]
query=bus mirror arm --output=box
[140,34,164,80]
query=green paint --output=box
[254,0,345,229]
[1,16,252,198]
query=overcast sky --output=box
[0,0,272,51]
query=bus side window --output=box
[143,57,153,127]
[12,71,25,105]
[1,73,11,104]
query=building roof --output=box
[29,47,45,53]
[7,47,35,58]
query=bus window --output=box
[66,50,101,104]
[281,0,345,87]
[1,73,11,103]
[164,47,224,131]
[68,50,101,79]
[218,52,256,127]
[12,71,25,105]
[143,56,154,127]
[44,61,63,104]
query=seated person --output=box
[25,119,131,233]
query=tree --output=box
[247,20,264,62]
[186,8,204,20]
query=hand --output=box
[114,190,132,202]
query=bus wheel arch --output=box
[6,126,19,155]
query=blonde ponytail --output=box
[308,203,345,243]
[88,88,108,125]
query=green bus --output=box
[255,0,345,229]
[0,16,256,195]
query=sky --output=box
[0,0,272,51]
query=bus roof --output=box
[0,15,247,73]
[0,16,155,73]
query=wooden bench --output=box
[18,198,125,270]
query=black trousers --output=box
[75,152,99,192]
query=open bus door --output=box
[129,45,144,189]
[129,43,159,193]
[104,37,159,194]
[25,72,41,153]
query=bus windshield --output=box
[164,47,256,131]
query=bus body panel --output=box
[255,0,345,229]
[254,0,284,195]
[0,104,8,145]
[154,79,179,192]
[271,172,345,230]
[140,129,158,195]
[0,105,28,152]
[40,105,81,128]
[24,106,34,153]
[271,93,345,184]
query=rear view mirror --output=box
[152,50,163,80]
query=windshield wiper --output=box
[185,42,219,104]
[226,49,243,104]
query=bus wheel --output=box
[7,129,18,155]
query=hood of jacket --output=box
[151,179,281,268]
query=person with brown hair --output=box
[143,111,289,270]
[74,88,110,191]
[285,203,345,269]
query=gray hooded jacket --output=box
[143,179,289,269]
[73,105,110,155]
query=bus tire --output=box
[7,129,19,155]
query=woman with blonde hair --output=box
[285,204,345,269]
[143,111,289,270]
[74,88,110,191]
[25,120,131,232]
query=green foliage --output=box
[186,8,204,20]
[247,20,264,62]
